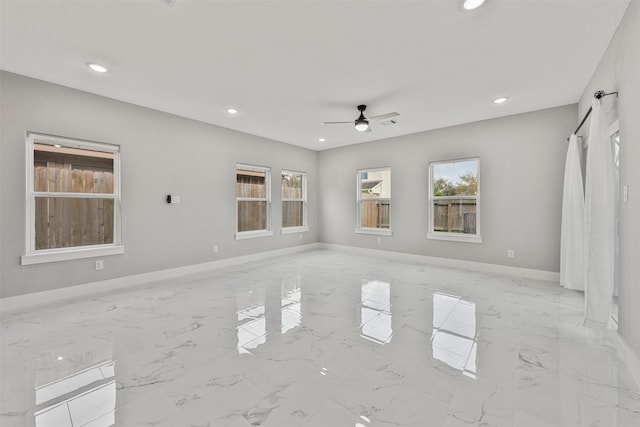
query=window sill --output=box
[355,228,393,237]
[281,226,309,235]
[21,245,125,265]
[427,232,482,244]
[235,230,274,240]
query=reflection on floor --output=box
[280,275,302,335]
[360,280,392,345]
[432,293,477,379]
[35,360,115,427]
[1,249,639,427]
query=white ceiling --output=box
[0,0,630,151]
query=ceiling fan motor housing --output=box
[355,105,368,123]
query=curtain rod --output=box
[566,90,618,142]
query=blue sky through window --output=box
[433,160,477,185]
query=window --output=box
[356,167,391,236]
[236,164,273,239]
[22,132,123,265]
[428,158,481,243]
[281,170,308,233]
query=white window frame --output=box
[22,132,124,265]
[235,163,273,240]
[356,167,392,236]
[428,157,482,244]
[281,170,308,234]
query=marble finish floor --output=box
[1,249,639,427]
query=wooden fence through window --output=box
[236,174,267,232]
[282,181,303,228]
[361,200,390,229]
[433,199,477,234]
[236,174,305,230]
[34,166,114,250]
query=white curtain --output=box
[584,98,615,327]
[560,134,584,291]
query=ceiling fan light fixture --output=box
[355,120,370,132]
[463,0,486,10]
[493,96,509,104]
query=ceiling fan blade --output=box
[369,112,399,121]
[321,121,353,125]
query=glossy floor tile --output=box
[1,249,639,426]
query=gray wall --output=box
[318,104,577,273]
[0,71,318,298]
[579,1,640,358]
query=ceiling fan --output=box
[321,105,399,132]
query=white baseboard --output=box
[318,243,560,282]
[0,243,319,314]
[0,242,559,314]
[616,332,640,387]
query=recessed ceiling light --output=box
[493,97,509,104]
[226,108,238,114]
[318,138,326,142]
[463,0,486,10]
[87,62,108,73]
[57,356,64,361]
[53,144,62,148]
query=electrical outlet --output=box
[95,260,104,270]
[377,238,382,244]
[213,245,218,253]
[507,250,515,258]
[299,234,302,240]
